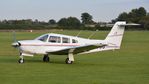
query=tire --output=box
[43,55,49,62]
[65,58,73,64]
[18,58,24,63]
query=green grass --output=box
[0,30,149,84]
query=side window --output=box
[72,39,78,43]
[49,36,61,43]
[62,37,70,43]
[38,35,48,42]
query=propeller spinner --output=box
[11,31,21,48]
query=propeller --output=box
[12,42,21,48]
[11,31,21,48]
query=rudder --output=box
[105,21,126,49]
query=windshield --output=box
[36,34,49,42]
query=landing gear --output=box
[43,54,50,62]
[65,58,73,64]
[18,54,24,63]
[65,50,74,64]
[18,58,24,63]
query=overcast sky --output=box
[0,0,149,22]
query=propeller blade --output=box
[12,31,21,48]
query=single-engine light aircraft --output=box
[12,21,139,64]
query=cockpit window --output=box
[49,36,61,43]
[72,39,78,43]
[38,35,48,42]
[62,37,70,43]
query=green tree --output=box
[113,7,147,23]
[139,15,149,30]
[117,12,128,21]
[34,19,39,24]
[58,17,81,29]
[137,7,147,17]
[127,7,147,22]
[48,19,56,25]
[58,18,67,27]
[67,17,81,28]
[81,12,94,24]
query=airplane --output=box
[12,21,139,64]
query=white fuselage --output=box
[18,33,105,56]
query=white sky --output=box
[0,0,149,22]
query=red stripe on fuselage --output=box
[21,44,80,46]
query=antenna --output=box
[88,30,98,39]
[12,30,17,42]
[76,30,82,37]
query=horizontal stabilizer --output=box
[118,23,140,26]
[107,23,140,27]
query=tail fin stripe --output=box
[108,34,123,37]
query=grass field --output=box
[0,30,149,84]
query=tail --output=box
[104,21,140,50]
[105,21,126,49]
[80,21,140,54]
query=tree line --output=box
[112,7,149,30]
[0,7,148,30]
[0,12,96,30]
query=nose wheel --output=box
[18,58,24,63]
[18,54,24,63]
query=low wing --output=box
[46,44,107,55]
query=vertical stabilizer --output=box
[105,21,126,49]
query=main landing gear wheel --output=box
[18,58,24,63]
[65,58,73,64]
[43,55,50,62]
